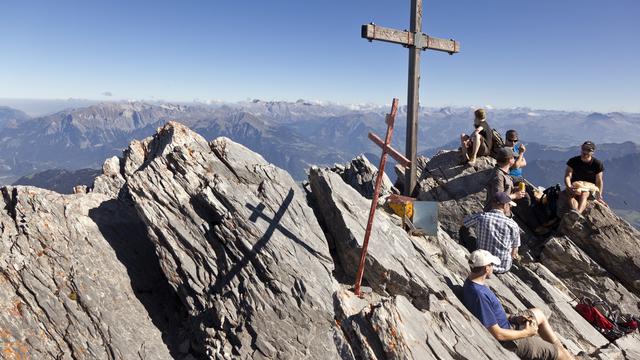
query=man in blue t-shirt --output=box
[463,250,574,360]
[505,129,526,182]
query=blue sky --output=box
[1,0,638,112]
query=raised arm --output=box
[514,144,526,169]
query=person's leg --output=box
[459,134,471,162]
[576,191,589,214]
[567,194,579,211]
[469,132,481,162]
[529,308,558,343]
[529,308,574,360]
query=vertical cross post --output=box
[354,98,407,296]
[405,0,422,197]
[361,0,460,196]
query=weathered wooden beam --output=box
[361,24,460,54]
[368,132,411,168]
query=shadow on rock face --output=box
[89,198,191,359]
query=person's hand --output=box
[511,315,529,325]
[523,319,538,337]
[512,190,526,200]
[512,253,521,261]
[595,195,609,207]
[518,143,526,153]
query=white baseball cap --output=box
[469,249,501,267]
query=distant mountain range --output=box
[1,100,639,183]
[2,100,639,227]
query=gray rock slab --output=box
[0,187,172,359]
[614,332,640,359]
[560,203,640,296]
[125,122,345,358]
[329,154,394,200]
[542,236,640,315]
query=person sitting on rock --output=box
[485,147,527,214]
[506,129,526,182]
[564,141,606,215]
[463,192,520,273]
[463,249,575,360]
[460,108,493,165]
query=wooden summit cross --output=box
[354,98,410,296]
[361,0,460,196]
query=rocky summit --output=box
[0,121,639,359]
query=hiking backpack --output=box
[575,297,639,341]
[540,184,562,219]
[489,128,505,155]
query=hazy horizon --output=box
[2,97,638,118]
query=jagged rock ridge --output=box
[0,121,638,359]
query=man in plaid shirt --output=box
[464,192,521,273]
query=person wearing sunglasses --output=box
[505,130,526,182]
[564,141,605,215]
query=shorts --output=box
[463,136,490,156]
[501,310,558,360]
[572,181,599,197]
[512,336,558,360]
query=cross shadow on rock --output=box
[210,188,331,293]
[89,198,191,359]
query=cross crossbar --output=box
[367,133,411,168]
[361,24,460,54]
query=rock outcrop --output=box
[0,187,181,359]
[328,155,394,200]
[1,122,639,359]
[557,203,640,296]
[123,122,346,358]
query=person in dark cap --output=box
[463,249,575,360]
[485,147,527,214]
[460,108,494,165]
[464,192,521,273]
[564,141,605,214]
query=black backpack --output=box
[540,184,562,218]
[490,128,505,154]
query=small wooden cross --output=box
[354,98,408,296]
[361,0,460,196]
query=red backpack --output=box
[574,298,638,341]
